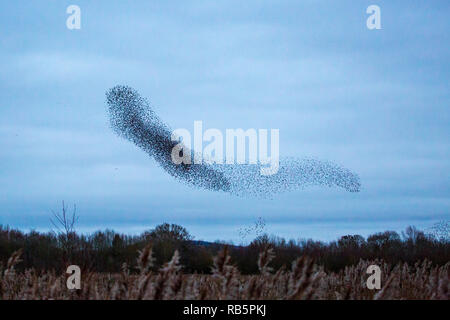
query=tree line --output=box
[1,219,448,274]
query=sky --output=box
[0,1,449,243]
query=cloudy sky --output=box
[0,1,449,243]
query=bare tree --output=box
[50,201,79,263]
[51,201,78,235]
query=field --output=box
[1,246,448,300]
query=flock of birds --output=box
[106,85,360,198]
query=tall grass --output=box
[0,246,448,300]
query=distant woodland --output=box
[1,206,448,274]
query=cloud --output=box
[0,52,143,86]
[0,1,448,241]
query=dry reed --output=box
[0,246,448,300]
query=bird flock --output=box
[106,85,360,197]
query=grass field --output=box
[1,246,448,300]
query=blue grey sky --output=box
[1,1,449,243]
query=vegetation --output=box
[0,205,448,299]
[1,245,448,300]
[0,218,449,275]
[1,219,450,274]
